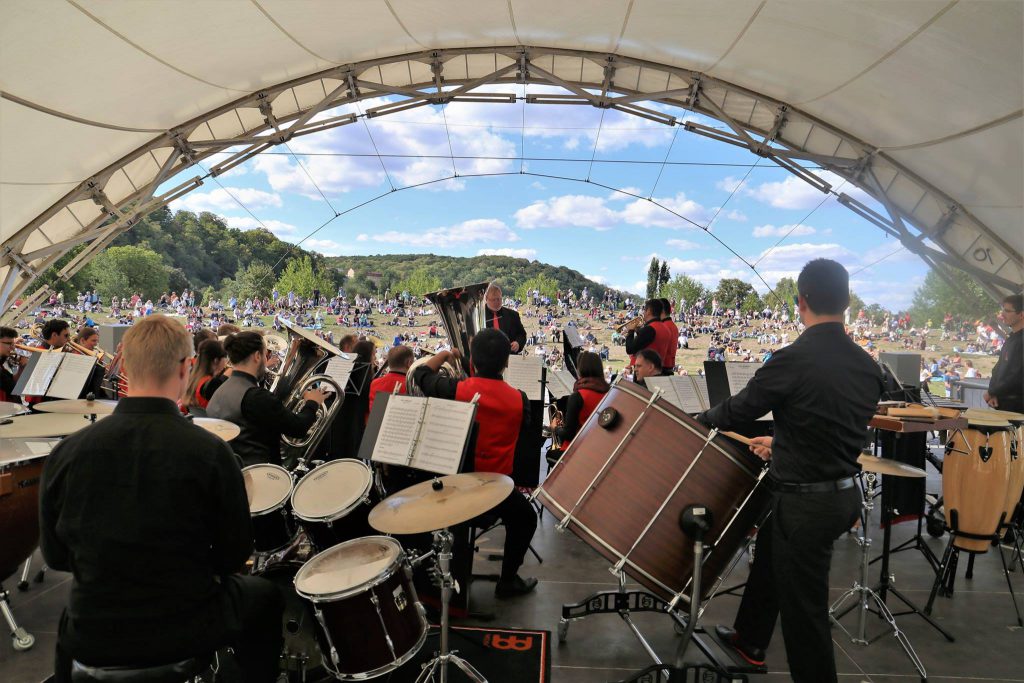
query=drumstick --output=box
[720,430,753,446]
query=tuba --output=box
[406,283,489,396]
[272,320,346,469]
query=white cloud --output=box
[716,176,743,193]
[752,223,817,238]
[364,218,518,248]
[477,248,537,259]
[738,170,872,211]
[302,239,351,256]
[621,252,660,262]
[514,191,709,230]
[726,209,748,222]
[224,216,298,236]
[171,187,282,213]
[585,274,607,284]
[665,239,701,250]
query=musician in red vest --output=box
[659,298,680,373]
[484,284,527,353]
[367,345,413,421]
[625,299,674,375]
[411,328,539,598]
[548,351,609,463]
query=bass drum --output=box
[290,459,377,552]
[536,380,769,606]
[294,536,427,680]
[256,561,323,680]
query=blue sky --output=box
[166,87,925,308]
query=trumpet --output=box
[615,315,645,333]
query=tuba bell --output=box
[272,320,347,469]
[406,283,489,396]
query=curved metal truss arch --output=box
[2,46,1020,320]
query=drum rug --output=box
[386,625,551,682]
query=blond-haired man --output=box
[41,315,283,682]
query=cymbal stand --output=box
[415,528,487,683]
[830,472,927,683]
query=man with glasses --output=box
[0,326,28,403]
[207,331,327,467]
[985,294,1023,413]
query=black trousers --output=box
[54,575,283,683]
[733,487,860,683]
[486,489,539,580]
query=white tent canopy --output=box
[1,0,1021,316]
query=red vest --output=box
[193,375,212,409]
[562,388,606,448]
[368,371,407,421]
[455,376,523,476]
[649,320,674,370]
[662,318,680,370]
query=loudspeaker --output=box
[98,324,131,353]
[879,351,921,389]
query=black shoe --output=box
[714,625,765,666]
[495,575,538,598]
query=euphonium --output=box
[406,283,489,396]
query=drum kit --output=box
[240,459,513,682]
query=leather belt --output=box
[768,476,857,494]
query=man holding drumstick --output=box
[697,258,883,683]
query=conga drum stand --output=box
[829,472,927,682]
[415,529,487,683]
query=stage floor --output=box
[2,488,1022,682]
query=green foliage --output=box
[910,267,991,323]
[715,278,755,309]
[771,277,800,310]
[646,257,660,299]
[515,274,559,302]
[87,245,169,300]
[230,261,276,300]
[275,256,336,299]
[863,303,888,325]
[740,292,764,314]
[326,254,612,300]
[848,291,866,318]
[661,274,706,309]
[394,267,442,298]
[658,260,670,293]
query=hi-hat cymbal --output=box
[0,413,106,438]
[369,472,514,535]
[858,453,926,478]
[34,399,118,415]
[191,417,240,442]
[0,401,28,418]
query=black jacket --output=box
[485,306,527,350]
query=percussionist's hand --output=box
[510,341,521,353]
[749,436,773,461]
[304,387,328,405]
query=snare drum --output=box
[294,536,427,680]
[242,464,296,553]
[290,459,377,552]
[536,380,769,606]
[944,418,1012,552]
[1,442,53,578]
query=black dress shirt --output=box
[624,322,656,355]
[989,328,1023,412]
[485,307,527,351]
[39,397,252,658]
[698,322,883,484]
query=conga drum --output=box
[944,415,1013,552]
[536,380,769,606]
[294,536,427,679]
[290,459,378,552]
[0,441,54,579]
[242,463,296,553]
[967,409,1024,533]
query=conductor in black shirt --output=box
[984,293,1023,413]
[697,259,883,683]
[41,315,284,683]
[484,283,527,353]
[207,331,327,467]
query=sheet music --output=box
[563,324,583,348]
[547,369,576,399]
[23,352,63,397]
[674,377,705,413]
[690,376,710,411]
[724,362,772,421]
[370,395,426,466]
[413,399,476,475]
[325,356,356,391]
[47,353,96,399]
[505,355,544,401]
[644,376,680,409]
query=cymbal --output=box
[858,453,926,478]
[191,417,240,442]
[0,438,60,464]
[0,401,28,418]
[263,333,288,353]
[34,398,118,415]
[369,472,514,535]
[0,412,106,438]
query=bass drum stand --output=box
[829,472,927,682]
